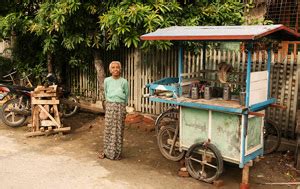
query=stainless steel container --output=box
[191,87,199,99]
[204,86,211,100]
[223,86,231,100]
[240,92,246,106]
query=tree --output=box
[100,1,182,50]
[100,0,246,50]
[0,0,249,98]
[0,0,119,98]
[0,0,47,80]
[27,0,124,98]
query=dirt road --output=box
[0,112,297,189]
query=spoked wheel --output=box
[60,97,79,118]
[185,143,223,183]
[295,134,300,170]
[155,108,179,136]
[264,120,281,154]
[157,125,185,161]
[0,98,28,127]
[0,93,13,105]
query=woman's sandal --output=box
[98,151,106,159]
[98,151,122,160]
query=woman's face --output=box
[110,63,121,77]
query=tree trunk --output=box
[10,31,17,63]
[93,50,106,101]
[47,52,53,74]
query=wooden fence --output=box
[67,47,300,138]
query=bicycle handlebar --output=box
[2,70,17,78]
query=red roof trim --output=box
[140,25,300,41]
[141,35,254,41]
[254,25,300,39]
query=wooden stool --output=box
[25,85,70,137]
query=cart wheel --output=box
[157,125,185,161]
[264,120,281,154]
[185,142,223,183]
[295,134,300,170]
[155,108,179,136]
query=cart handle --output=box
[269,104,287,110]
[248,111,265,117]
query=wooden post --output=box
[134,48,141,112]
[240,164,250,189]
[32,106,40,132]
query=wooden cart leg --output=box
[240,164,250,189]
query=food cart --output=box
[141,25,300,187]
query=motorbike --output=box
[0,84,33,127]
[0,83,78,127]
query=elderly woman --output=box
[99,61,129,160]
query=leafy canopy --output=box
[100,0,246,50]
[0,0,249,75]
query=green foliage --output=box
[100,1,181,50]
[1,0,249,53]
[100,0,247,50]
[245,16,274,25]
[0,56,13,78]
[0,0,251,81]
[0,0,44,38]
[0,13,25,38]
[12,33,47,85]
[180,0,245,26]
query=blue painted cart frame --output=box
[141,25,300,184]
[146,44,275,168]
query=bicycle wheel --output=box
[185,142,223,183]
[155,108,179,136]
[157,125,185,161]
[0,98,28,127]
[60,97,79,118]
[295,134,300,170]
[263,120,281,154]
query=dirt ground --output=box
[0,111,299,189]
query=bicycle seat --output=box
[0,80,13,84]
[13,85,34,91]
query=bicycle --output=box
[263,104,285,155]
[1,70,32,87]
[264,118,281,154]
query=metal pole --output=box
[202,43,207,79]
[267,47,272,98]
[178,46,183,96]
[245,43,253,107]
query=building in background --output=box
[244,0,300,58]
[0,39,11,59]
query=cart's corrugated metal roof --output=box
[141,25,300,41]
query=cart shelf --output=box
[149,95,276,114]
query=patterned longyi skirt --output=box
[104,102,126,160]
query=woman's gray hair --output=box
[109,61,122,71]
